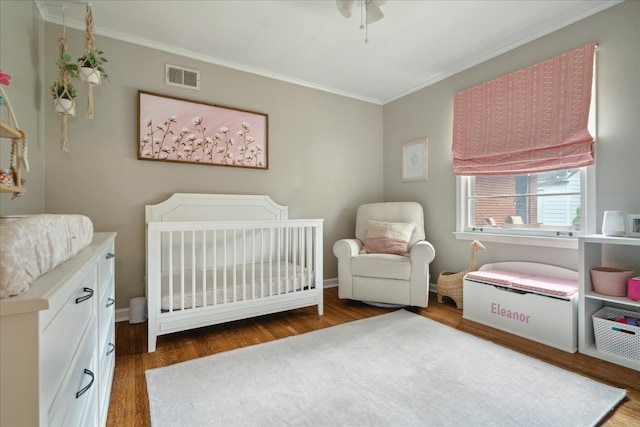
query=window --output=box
[452,44,597,247]
[461,168,585,237]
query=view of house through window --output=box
[468,168,582,235]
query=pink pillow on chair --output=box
[363,220,415,255]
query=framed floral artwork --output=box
[138,91,268,169]
[402,138,428,182]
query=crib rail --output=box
[147,219,323,314]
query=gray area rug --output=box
[146,310,625,426]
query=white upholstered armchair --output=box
[333,202,436,307]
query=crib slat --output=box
[213,229,217,306]
[223,229,228,304]
[180,230,185,311]
[233,229,237,303]
[251,229,256,301]
[202,229,207,308]
[307,226,312,288]
[242,229,246,302]
[293,226,298,292]
[285,227,290,293]
[168,231,173,313]
[191,230,196,310]
[277,228,281,295]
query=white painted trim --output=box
[115,308,130,323]
[323,278,338,288]
[33,1,382,105]
[383,1,622,104]
[454,231,578,249]
[34,0,621,106]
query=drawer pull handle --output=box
[75,287,94,304]
[76,369,95,398]
[107,343,116,356]
[106,253,115,259]
[106,298,115,308]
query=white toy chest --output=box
[463,262,579,353]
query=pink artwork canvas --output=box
[138,91,268,169]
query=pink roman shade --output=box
[452,43,596,176]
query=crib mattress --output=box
[160,261,314,311]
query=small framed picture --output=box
[627,214,640,237]
[402,138,428,182]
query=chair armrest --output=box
[333,238,362,299]
[333,238,363,259]
[410,240,435,264]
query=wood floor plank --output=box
[107,288,639,426]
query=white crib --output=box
[145,193,323,352]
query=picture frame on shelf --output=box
[401,138,428,182]
[626,214,640,237]
[138,91,268,170]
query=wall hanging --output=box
[138,91,268,169]
[402,138,428,182]
[78,3,108,119]
[51,8,77,152]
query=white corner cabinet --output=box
[578,234,640,370]
[0,232,117,426]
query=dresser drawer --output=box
[99,288,115,346]
[48,331,98,427]
[100,320,116,370]
[99,244,115,290]
[99,321,116,423]
[41,265,98,407]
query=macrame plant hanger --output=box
[0,85,29,198]
[54,8,74,152]
[83,3,97,119]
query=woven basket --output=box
[590,267,635,297]
[436,270,467,309]
[592,306,640,361]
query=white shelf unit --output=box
[0,120,26,194]
[578,234,640,370]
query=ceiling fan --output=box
[336,0,387,42]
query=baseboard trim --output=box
[324,278,338,288]
[115,308,130,323]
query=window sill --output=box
[454,231,578,249]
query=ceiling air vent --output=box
[165,64,200,90]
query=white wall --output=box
[383,0,640,277]
[3,1,638,308]
[41,24,383,308]
[0,0,45,215]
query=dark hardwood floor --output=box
[107,287,640,426]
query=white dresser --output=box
[0,232,116,426]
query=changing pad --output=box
[0,214,94,299]
[465,269,578,297]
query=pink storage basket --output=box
[629,277,640,301]
[590,267,635,297]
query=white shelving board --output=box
[578,234,640,371]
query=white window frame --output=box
[454,166,595,249]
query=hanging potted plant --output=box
[50,81,77,117]
[78,49,108,85]
[51,51,78,117]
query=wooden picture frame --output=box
[402,138,428,182]
[138,91,268,169]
